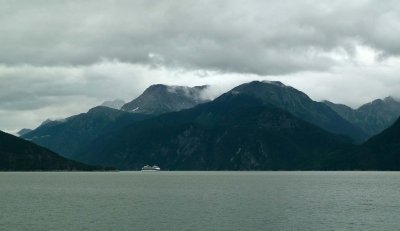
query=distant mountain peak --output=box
[143,84,209,96]
[360,96,400,110]
[121,84,210,114]
[245,80,285,87]
[100,99,125,110]
[324,96,400,137]
[41,119,54,126]
[145,84,168,91]
[383,96,398,103]
[16,128,32,137]
[230,80,367,142]
[244,80,290,88]
[88,106,119,114]
[38,118,67,127]
[321,100,334,105]
[231,80,313,105]
[369,98,384,105]
[263,80,286,87]
[364,97,399,107]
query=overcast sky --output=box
[2,0,400,133]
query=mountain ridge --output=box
[229,81,367,142]
[22,106,151,160]
[21,81,400,171]
[324,96,400,137]
[0,130,108,171]
[76,93,353,170]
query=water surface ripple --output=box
[0,171,399,230]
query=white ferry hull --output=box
[141,165,161,171]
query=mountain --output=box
[228,81,367,142]
[100,99,125,110]
[76,93,353,170]
[22,84,210,159]
[17,128,32,137]
[22,106,150,160]
[0,130,104,171]
[324,97,400,137]
[121,84,210,114]
[355,116,400,170]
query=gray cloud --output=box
[1,0,399,75]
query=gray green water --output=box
[1,171,400,231]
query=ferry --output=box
[141,165,161,171]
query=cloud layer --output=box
[2,0,400,74]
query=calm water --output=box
[1,171,400,231]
